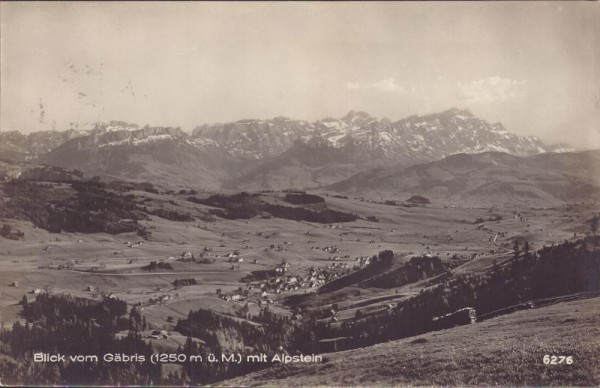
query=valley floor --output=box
[0,191,598,385]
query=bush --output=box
[173,278,197,287]
[406,195,430,204]
[142,261,173,271]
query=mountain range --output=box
[1,108,579,193]
[0,128,88,161]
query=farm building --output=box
[147,330,169,339]
[432,307,477,330]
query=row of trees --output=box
[189,192,357,223]
[283,193,325,205]
[363,255,447,289]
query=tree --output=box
[129,307,142,330]
[513,240,520,260]
[379,250,394,261]
[240,303,250,319]
[1,224,12,238]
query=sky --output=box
[1,1,599,149]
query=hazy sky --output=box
[1,1,599,149]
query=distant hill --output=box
[328,150,600,205]
[223,140,371,190]
[39,125,249,189]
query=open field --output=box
[223,296,600,386]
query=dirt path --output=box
[68,269,230,276]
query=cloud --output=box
[458,76,526,104]
[346,77,404,93]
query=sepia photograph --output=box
[0,1,599,386]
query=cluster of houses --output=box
[149,294,172,304]
[178,251,195,261]
[176,248,253,266]
[308,264,352,285]
[125,241,144,248]
[217,288,253,303]
[227,253,244,263]
[217,259,357,305]
[327,262,350,271]
[322,245,339,253]
[274,260,290,274]
[354,255,372,267]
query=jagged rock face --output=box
[190,108,569,166]
[191,117,314,159]
[312,108,559,163]
[369,108,552,163]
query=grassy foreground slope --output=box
[223,297,600,386]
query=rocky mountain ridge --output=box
[4,108,575,189]
[190,108,571,164]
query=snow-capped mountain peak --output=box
[341,110,378,127]
[2,108,574,190]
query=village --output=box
[133,247,371,310]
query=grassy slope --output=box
[223,297,600,386]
